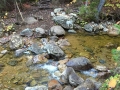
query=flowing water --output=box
[0,31,119,89]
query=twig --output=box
[15,0,24,22]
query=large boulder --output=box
[66,57,93,71]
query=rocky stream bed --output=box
[0,2,120,90]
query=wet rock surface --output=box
[66,57,93,71]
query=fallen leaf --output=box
[108,78,117,88]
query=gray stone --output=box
[24,17,38,24]
[74,78,95,90]
[15,48,26,57]
[68,29,77,33]
[54,8,64,14]
[0,28,3,38]
[20,28,33,37]
[53,16,75,29]
[60,67,84,86]
[66,57,93,71]
[50,25,65,36]
[28,43,44,54]
[44,43,65,60]
[34,27,47,38]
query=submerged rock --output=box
[66,57,93,71]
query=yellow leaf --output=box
[108,78,117,88]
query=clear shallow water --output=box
[0,31,119,89]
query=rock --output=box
[95,65,108,72]
[7,60,18,66]
[30,79,37,86]
[58,64,66,73]
[54,8,64,14]
[63,85,74,90]
[51,12,55,17]
[50,25,65,36]
[68,29,77,33]
[57,39,70,48]
[32,54,48,64]
[20,28,33,37]
[81,68,98,78]
[66,57,93,71]
[24,17,38,24]
[60,67,84,86]
[53,16,75,29]
[84,22,98,32]
[28,43,44,54]
[0,28,4,38]
[58,59,69,65]
[107,26,120,36]
[25,85,48,90]
[1,50,8,54]
[15,48,26,57]
[74,78,95,90]
[34,27,47,38]
[44,43,65,60]
[9,33,23,49]
[48,79,63,90]
[0,36,10,44]
[49,36,58,42]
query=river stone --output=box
[32,54,48,64]
[0,36,10,44]
[20,28,33,37]
[50,25,65,36]
[48,79,63,90]
[28,43,44,54]
[44,43,65,60]
[66,57,93,71]
[60,67,84,86]
[9,33,23,50]
[74,78,95,90]
[25,85,48,90]
[34,27,47,38]
[0,28,3,38]
[63,85,74,90]
[15,48,26,57]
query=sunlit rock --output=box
[50,25,66,36]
